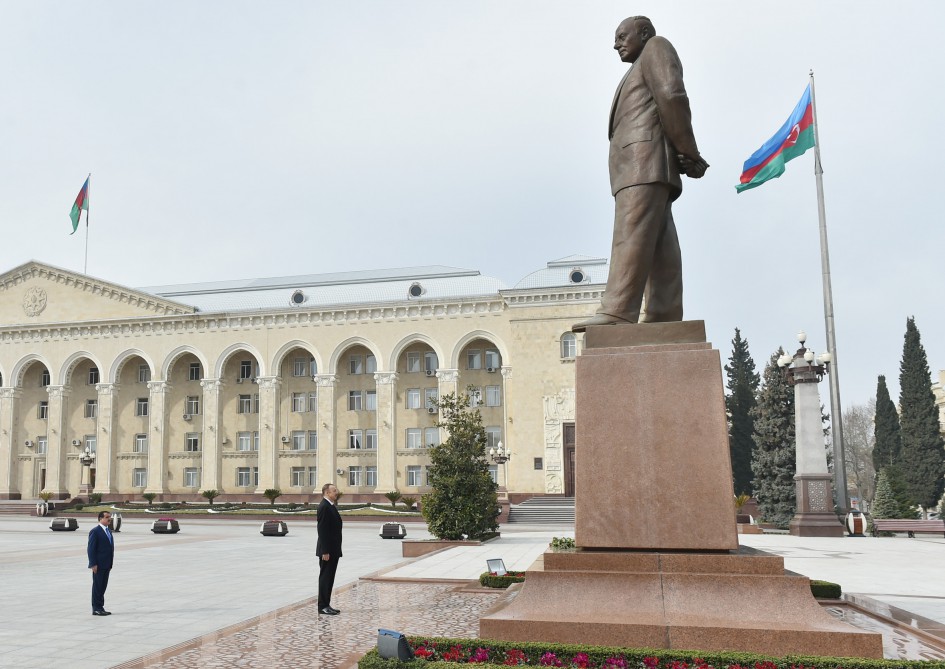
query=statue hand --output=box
[678,154,709,179]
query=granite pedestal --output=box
[480,321,882,658]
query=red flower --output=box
[504,648,528,665]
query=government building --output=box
[0,256,605,503]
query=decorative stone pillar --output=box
[145,381,169,495]
[788,364,843,537]
[542,389,575,495]
[254,376,281,492]
[94,384,117,494]
[44,386,70,498]
[0,388,21,499]
[200,379,223,492]
[315,375,338,489]
[373,372,398,491]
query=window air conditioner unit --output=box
[281,436,290,444]
[236,377,244,384]
[336,468,345,476]
[251,377,258,384]
[182,414,192,421]
[486,367,497,373]
[71,439,82,447]
[427,407,438,415]
[425,370,436,377]
[24,440,34,448]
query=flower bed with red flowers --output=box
[357,637,943,669]
[479,571,527,589]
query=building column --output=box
[145,381,169,494]
[94,384,117,494]
[255,376,281,492]
[44,386,70,498]
[373,372,398,492]
[500,366,513,489]
[200,379,223,492]
[0,388,21,499]
[436,368,459,398]
[315,374,338,489]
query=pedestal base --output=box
[791,474,844,537]
[480,548,882,659]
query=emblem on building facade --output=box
[23,287,48,317]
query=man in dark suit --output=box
[316,482,342,615]
[574,16,708,332]
[87,510,115,616]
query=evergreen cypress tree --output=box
[870,468,899,519]
[725,328,760,496]
[750,349,796,528]
[885,464,920,519]
[897,317,945,514]
[421,390,500,540]
[872,375,901,470]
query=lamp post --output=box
[489,440,511,490]
[777,331,844,537]
[79,446,96,499]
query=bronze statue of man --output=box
[573,16,708,332]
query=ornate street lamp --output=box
[79,446,96,498]
[777,331,843,537]
[489,441,511,465]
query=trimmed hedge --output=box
[810,579,842,599]
[478,571,526,588]
[357,636,943,668]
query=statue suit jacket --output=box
[316,498,343,559]
[608,35,701,200]
[87,524,115,571]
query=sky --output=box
[1,1,943,412]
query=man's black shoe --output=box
[92,610,111,616]
[328,606,341,614]
[318,607,339,615]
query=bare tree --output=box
[843,401,876,511]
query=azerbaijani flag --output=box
[69,176,90,234]
[735,85,815,193]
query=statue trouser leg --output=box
[597,184,681,323]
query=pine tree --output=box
[724,328,760,496]
[421,390,499,540]
[750,349,796,528]
[872,375,901,470]
[897,317,945,514]
[870,468,899,519]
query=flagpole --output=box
[809,70,848,513]
[84,173,90,274]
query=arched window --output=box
[560,332,577,360]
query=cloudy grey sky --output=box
[2,1,943,410]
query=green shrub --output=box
[142,492,157,506]
[400,496,418,509]
[75,503,84,511]
[201,489,220,506]
[89,493,103,504]
[478,571,526,588]
[263,488,282,505]
[384,490,403,508]
[159,502,173,510]
[810,579,842,599]
[356,636,942,669]
[549,536,575,551]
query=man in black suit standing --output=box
[316,482,342,615]
[87,510,115,616]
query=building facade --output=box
[0,256,605,502]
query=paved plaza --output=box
[1,514,944,668]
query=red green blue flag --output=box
[736,85,815,193]
[69,176,90,234]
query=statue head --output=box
[614,16,656,63]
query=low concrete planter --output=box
[260,520,289,536]
[379,522,407,539]
[151,518,180,534]
[50,517,79,531]
[402,534,498,558]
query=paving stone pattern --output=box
[116,581,502,669]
